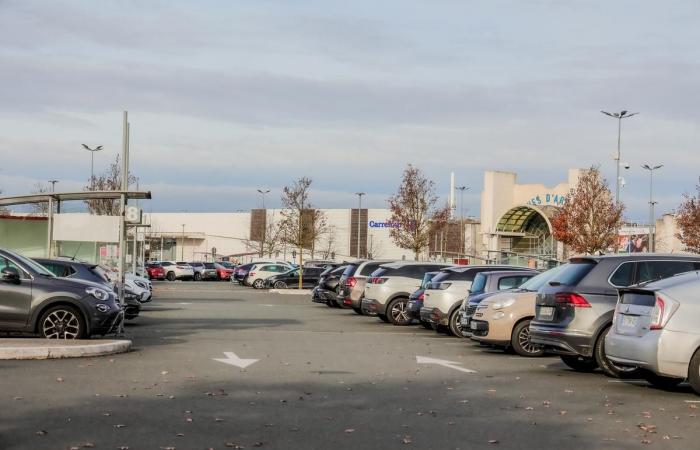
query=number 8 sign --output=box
[125,205,141,224]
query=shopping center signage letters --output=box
[527,193,567,206]
[369,220,401,228]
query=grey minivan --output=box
[530,254,700,377]
[606,271,700,392]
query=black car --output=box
[1,249,123,338]
[530,254,700,377]
[318,265,349,307]
[34,258,142,320]
[311,265,346,305]
[264,267,325,289]
[406,271,440,327]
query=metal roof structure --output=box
[0,191,151,207]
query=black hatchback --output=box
[1,248,123,338]
[530,254,700,377]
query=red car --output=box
[146,263,166,280]
[214,263,234,281]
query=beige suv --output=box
[470,265,566,356]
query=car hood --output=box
[47,276,112,293]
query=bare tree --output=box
[278,177,327,259]
[388,164,451,260]
[30,183,50,215]
[551,166,624,255]
[675,177,700,253]
[84,155,138,215]
[318,225,337,260]
[246,214,285,258]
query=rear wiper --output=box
[548,281,563,286]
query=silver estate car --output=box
[606,271,700,392]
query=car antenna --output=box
[72,243,83,260]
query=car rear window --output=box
[332,266,347,275]
[359,262,384,276]
[620,291,656,307]
[342,264,359,277]
[470,273,488,294]
[430,271,451,284]
[520,265,566,291]
[204,263,215,269]
[420,272,437,289]
[549,261,596,286]
[637,260,700,285]
[498,275,533,290]
[369,267,390,278]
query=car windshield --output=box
[519,265,567,291]
[9,251,55,277]
[204,263,216,269]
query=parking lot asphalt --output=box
[1,282,699,450]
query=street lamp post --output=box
[48,180,59,192]
[181,224,186,261]
[81,144,103,187]
[256,189,270,209]
[355,192,365,258]
[600,110,638,205]
[642,164,663,253]
[455,186,469,259]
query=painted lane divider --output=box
[213,352,259,369]
[416,356,476,374]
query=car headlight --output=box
[86,287,111,301]
[134,280,147,289]
[491,298,516,310]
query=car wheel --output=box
[387,297,412,326]
[39,305,86,339]
[273,281,288,289]
[595,326,641,378]
[166,271,176,281]
[352,306,363,315]
[252,279,264,289]
[511,320,544,357]
[560,354,598,372]
[193,272,202,281]
[448,309,464,337]
[642,371,683,390]
[688,349,700,395]
[377,313,390,323]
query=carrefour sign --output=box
[369,220,401,228]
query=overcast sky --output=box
[1,0,698,221]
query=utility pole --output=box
[117,112,128,310]
[181,224,186,261]
[257,189,270,209]
[601,110,638,206]
[82,144,103,188]
[642,164,663,252]
[355,192,365,258]
[455,186,469,259]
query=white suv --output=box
[421,265,530,336]
[246,263,294,289]
[159,261,195,281]
[361,262,453,324]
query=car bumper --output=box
[420,306,446,326]
[529,325,592,357]
[361,298,379,316]
[312,287,328,303]
[89,309,124,336]
[406,300,423,320]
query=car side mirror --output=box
[1,267,21,283]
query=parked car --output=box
[606,271,700,391]
[245,263,294,288]
[160,261,194,281]
[264,267,326,289]
[146,262,166,280]
[422,265,533,336]
[458,269,539,336]
[33,257,142,320]
[318,265,349,307]
[530,254,700,377]
[0,248,123,338]
[338,260,393,315]
[406,271,440,327]
[469,265,568,356]
[213,263,234,281]
[312,265,343,304]
[232,262,255,284]
[189,262,219,281]
[95,266,153,303]
[361,262,454,323]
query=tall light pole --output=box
[181,224,186,261]
[601,110,638,205]
[48,180,59,192]
[355,192,365,258]
[81,144,103,187]
[455,186,469,259]
[256,189,270,209]
[642,164,663,253]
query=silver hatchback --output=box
[606,271,700,393]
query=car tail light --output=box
[554,292,591,308]
[249,272,255,277]
[371,277,388,284]
[417,293,424,302]
[347,277,357,288]
[650,296,665,330]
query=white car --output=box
[159,261,195,281]
[245,263,294,289]
[95,266,153,303]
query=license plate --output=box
[538,306,555,321]
[470,321,479,330]
[621,315,639,328]
[338,290,345,297]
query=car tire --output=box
[511,320,545,357]
[643,371,683,390]
[166,271,176,281]
[688,349,700,395]
[252,279,264,289]
[594,326,642,378]
[560,354,598,372]
[377,313,390,323]
[193,272,202,281]
[273,281,287,289]
[420,320,433,330]
[352,306,363,315]
[39,305,86,339]
[448,309,464,337]
[387,297,411,326]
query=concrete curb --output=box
[0,339,132,360]
[269,289,312,295]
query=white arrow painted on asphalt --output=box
[213,352,259,369]
[416,356,476,374]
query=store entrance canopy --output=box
[0,190,151,207]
